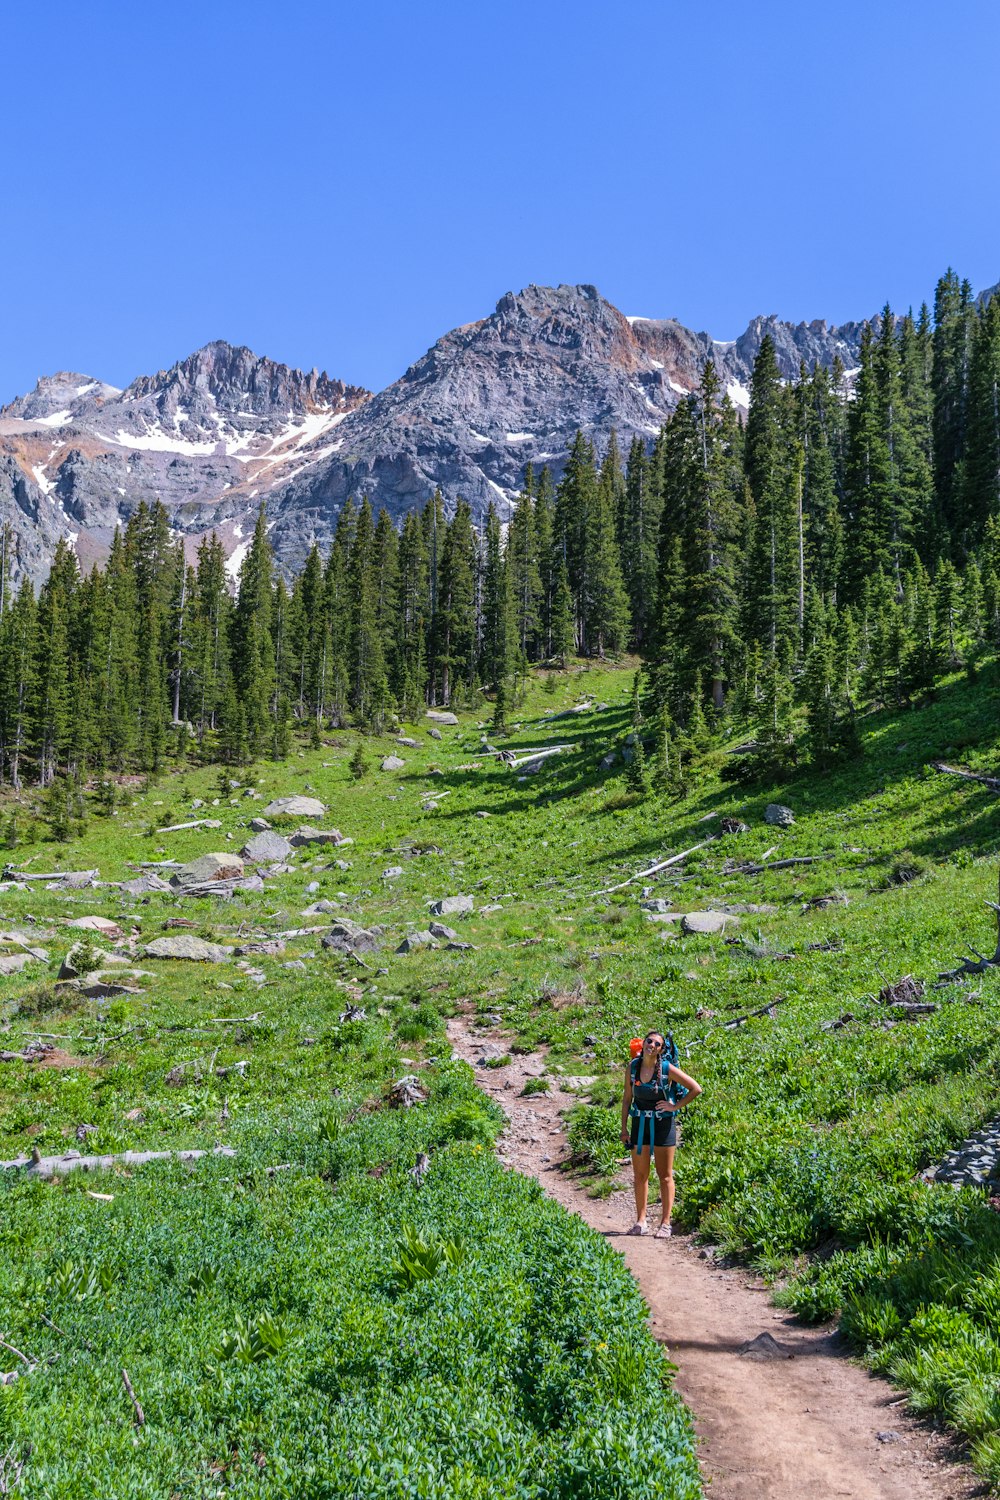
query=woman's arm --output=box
[620,1066,633,1143]
[661,1063,702,1110]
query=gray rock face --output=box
[381,755,405,771]
[121,872,172,896]
[241,831,294,863]
[681,911,738,934]
[169,853,245,890]
[0,287,927,588]
[764,803,795,827]
[262,795,326,819]
[143,934,232,962]
[430,895,474,917]
[0,951,43,975]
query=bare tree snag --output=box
[934,870,1000,987]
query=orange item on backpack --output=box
[629,1038,643,1059]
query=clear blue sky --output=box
[2,0,999,405]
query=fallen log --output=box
[929,760,1000,792]
[592,837,718,897]
[725,854,835,876]
[0,1145,237,1175]
[934,870,1000,986]
[1,868,99,884]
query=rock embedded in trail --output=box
[381,755,406,771]
[682,911,739,934]
[262,795,327,819]
[764,803,795,827]
[240,831,294,863]
[143,934,233,962]
[169,853,245,891]
[430,894,474,917]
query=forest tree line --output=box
[1,267,999,791]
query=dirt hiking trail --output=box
[448,1016,983,1500]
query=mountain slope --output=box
[0,285,873,581]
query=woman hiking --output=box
[621,1031,702,1238]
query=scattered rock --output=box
[66,916,123,939]
[876,1432,901,1445]
[169,853,245,891]
[383,865,404,880]
[397,736,419,748]
[323,920,379,954]
[233,940,286,957]
[288,826,347,848]
[381,755,406,771]
[445,941,475,951]
[682,911,737,935]
[640,899,673,914]
[0,952,42,976]
[599,751,618,770]
[428,922,457,940]
[121,873,172,896]
[428,727,443,740]
[302,899,340,916]
[430,894,474,917]
[764,803,795,827]
[58,942,126,980]
[396,930,438,954]
[240,831,294,863]
[282,959,308,972]
[426,710,458,725]
[262,795,327,819]
[143,935,233,962]
[248,817,272,833]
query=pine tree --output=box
[231,508,276,753]
[347,497,391,730]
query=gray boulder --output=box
[429,922,458,940]
[428,727,443,740]
[58,942,126,980]
[383,865,404,880]
[0,951,44,976]
[121,873,172,896]
[426,710,458,725]
[262,795,327,819]
[681,911,738,935]
[430,895,474,917]
[322,919,379,953]
[289,826,346,847]
[381,755,405,771]
[169,853,245,890]
[396,930,438,954]
[248,817,272,833]
[143,934,233,962]
[640,899,673,915]
[397,736,419,748]
[241,831,294,863]
[764,803,795,827]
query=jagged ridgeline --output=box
[0,267,998,789]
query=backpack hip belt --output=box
[629,1104,660,1153]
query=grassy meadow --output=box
[2,656,1000,1490]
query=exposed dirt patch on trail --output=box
[449,1015,984,1500]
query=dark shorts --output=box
[630,1111,677,1151]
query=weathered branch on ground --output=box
[1,869,99,884]
[934,870,1000,986]
[0,1442,32,1491]
[121,1368,145,1428]
[592,838,718,897]
[725,854,835,876]
[929,761,1000,792]
[0,1145,237,1175]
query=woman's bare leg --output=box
[631,1147,651,1225]
[654,1144,675,1227]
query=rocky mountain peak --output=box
[121,340,369,418]
[0,371,121,423]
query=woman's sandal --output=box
[655,1223,672,1239]
[626,1222,649,1236]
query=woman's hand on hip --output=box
[656,1100,679,1113]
